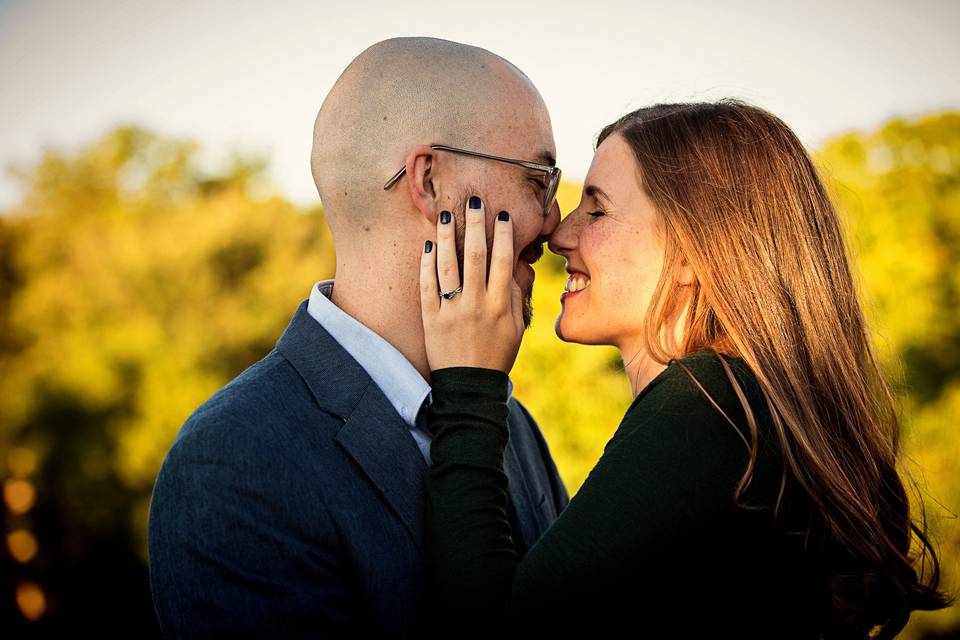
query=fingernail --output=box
[497,210,510,222]
[440,210,451,224]
[469,196,481,209]
[424,240,433,253]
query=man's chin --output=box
[513,264,534,328]
[522,281,533,329]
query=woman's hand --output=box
[419,196,525,374]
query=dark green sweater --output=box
[424,351,831,638]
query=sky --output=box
[0,0,958,210]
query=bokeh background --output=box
[1,0,958,636]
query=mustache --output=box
[520,240,545,263]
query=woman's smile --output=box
[547,132,668,351]
[560,271,591,303]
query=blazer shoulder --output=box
[507,394,571,511]
[507,395,536,429]
[507,395,551,447]
[168,348,340,462]
[189,347,297,414]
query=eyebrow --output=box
[585,184,612,204]
[536,151,556,166]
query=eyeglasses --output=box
[383,144,562,216]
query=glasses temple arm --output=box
[383,167,407,190]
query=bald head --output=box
[310,37,552,240]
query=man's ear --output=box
[403,144,437,221]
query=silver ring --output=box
[439,285,463,300]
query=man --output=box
[147,37,568,638]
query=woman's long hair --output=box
[599,99,954,638]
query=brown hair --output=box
[598,99,954,638]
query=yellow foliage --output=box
[0,116,958,635]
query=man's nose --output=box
[541,199,561,237]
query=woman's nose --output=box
[547,211,577,256]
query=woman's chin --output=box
[554,306,581,343]
[555,297,610,346]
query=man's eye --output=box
[529,177,547,192]
[588,211,605,218]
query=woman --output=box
[417,99,953,638]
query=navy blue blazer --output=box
[147,298,569,638]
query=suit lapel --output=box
[335,383,430,554]
[276,298,429,555]
[275,296,549,559]
[275,298,371,420]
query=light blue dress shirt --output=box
[306,279,514,465]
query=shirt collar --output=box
[306,279,513,429]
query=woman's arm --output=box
[424,355,770,631]
[424,366,516,627]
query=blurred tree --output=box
[815,112,960,638]
[0,113,957,637]
[0,125,333,635]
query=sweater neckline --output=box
[627,350,747,414]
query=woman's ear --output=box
[677,256,696,287]
[404,144,437,221]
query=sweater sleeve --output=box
[423,366,515,628]
[424,357,769,632]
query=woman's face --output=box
[547,132,667,350]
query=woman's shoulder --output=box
[618,350,775,453]
[631,351,765,413]
[609,350,788,509]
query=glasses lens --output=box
[544,169,560,213]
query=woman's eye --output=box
[588,211,605,218]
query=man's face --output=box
[444,97,560,330]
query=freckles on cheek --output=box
[600,240,649,301]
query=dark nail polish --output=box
[440,210,451,224]
[424,240,433,253]
[497,211,510,222]
[469,196,481,209]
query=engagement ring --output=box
[439,285,463,300]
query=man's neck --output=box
[329,269,434,386]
